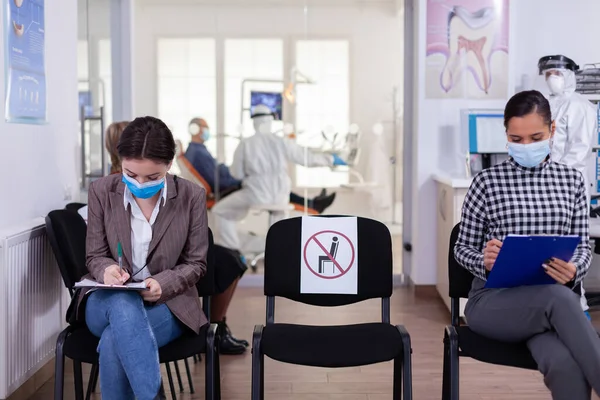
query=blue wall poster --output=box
[4,0,46,123]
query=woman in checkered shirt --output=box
[455,90,600,399]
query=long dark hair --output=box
[117,116,176,164]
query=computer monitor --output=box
[250,91,283,120]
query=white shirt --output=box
[123,180,168,281]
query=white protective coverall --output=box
[545,67,598,314]
[547,68,597,201]
[211,111,334,250]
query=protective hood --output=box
[547,68,577,97]
[253,115,274,134]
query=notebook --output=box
[484,235,581,289]
[74,278,149,291]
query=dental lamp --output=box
[283,67,316,104]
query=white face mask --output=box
[547,75,565,95]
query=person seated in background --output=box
[185,117,336,213]
[78,119,249,354]
[454,90,600,399]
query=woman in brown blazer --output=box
[81,116,208,400]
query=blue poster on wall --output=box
[4,0,46,123]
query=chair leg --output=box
[442,336,450,400]
[443,327,460,400]
[54,329,68,400]
[393,356,402,399]
[165,363,177,400]
[174,361,184,392]
[206,323,219,400]
[184,358,195,394]
[449,340,459,400]
[73,361,84,400]
[396,325,413,400]
[85,364,98,400]
[251,325,265,400]
[91,363,99,393]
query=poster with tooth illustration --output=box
[426,0,509,99]
[4,0,46,123]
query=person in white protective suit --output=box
[539,55,598,320]
[210,104,346,251]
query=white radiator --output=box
[0,221,68,399]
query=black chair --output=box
[60,204,201,396]
[45,210,220,400]
[251,216,412,400]
[442,223,537,400]
[65,202,87,212]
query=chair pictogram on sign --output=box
[318,237,339,274]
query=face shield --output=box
[537,55,579,96]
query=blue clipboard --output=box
[484,235,581,289]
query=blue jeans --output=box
[85,290,183,400]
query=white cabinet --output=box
[434,176,470,317]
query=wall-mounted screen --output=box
[250,91,282,120]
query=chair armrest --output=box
[55,325,77,355]
[395,325,412,354]
[252,324,264,354]
[207,323,219,345]
[444,324,458,344]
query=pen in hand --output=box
[117,242,124,283]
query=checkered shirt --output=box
[454,158,591,286]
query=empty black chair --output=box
[442,223,537,400]
[45,210,220,400]
[251,215,412,399]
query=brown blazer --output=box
[77,173,209,333]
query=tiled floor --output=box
[26,287,600,399]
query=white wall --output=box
[132,3,404,179]
[409,0,600,285]
[0,0,79,230]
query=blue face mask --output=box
[507,139,551,168]
[201,127,210,142]
[122,174,165,199]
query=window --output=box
[157,38,217,157]
[295,40,350,187]
[98,39,113,127]
[224,39,284,164]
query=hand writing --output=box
[543,258,576,285]
[103,265,130,285]
[483,239,502,272]
[141,278,162,302]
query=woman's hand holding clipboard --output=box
[484,239,503,271]
[543,258,576,284]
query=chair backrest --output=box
[45,210,89,294]
[448,223,475,299]
[65,202,86,212]
[264,215,393,308]
[196,227,216,297]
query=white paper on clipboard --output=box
[74,278,149,291]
